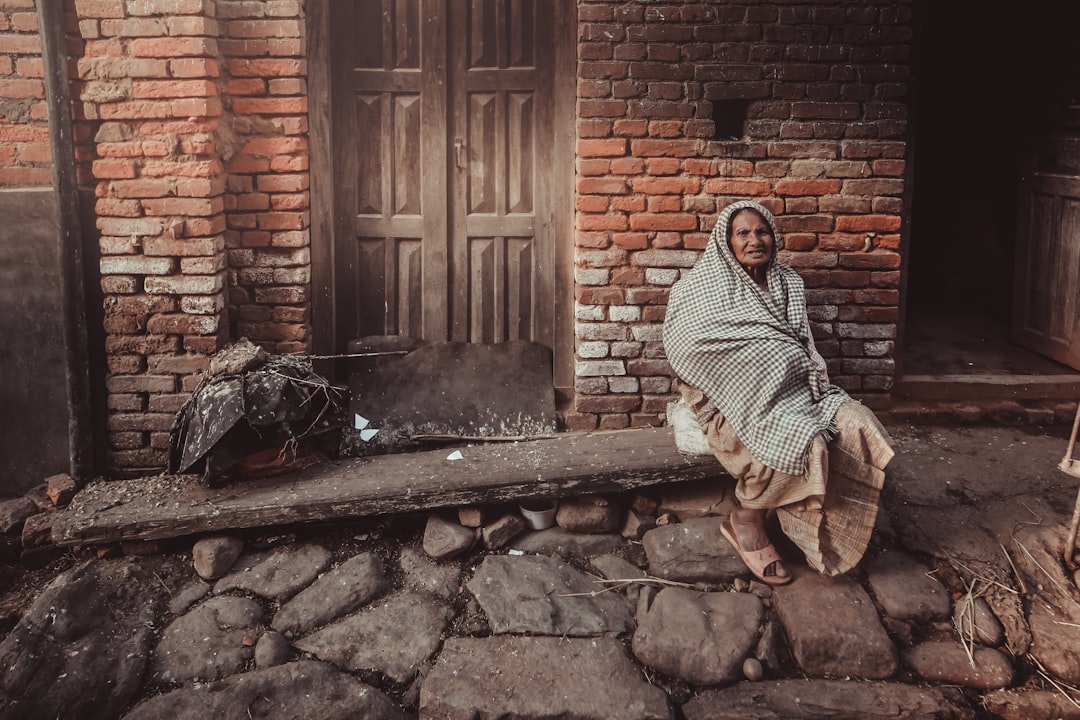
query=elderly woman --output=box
[662,200,894,585]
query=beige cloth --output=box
[679,382,894,576]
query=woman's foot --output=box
[726,508,791,584]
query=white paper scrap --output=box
[354,414,370,430]
[446,450,464,461]
[359,428,378,441]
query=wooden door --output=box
[331,0,570,352]
[1013,123,1080,370]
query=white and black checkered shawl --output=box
[663,200,850,475]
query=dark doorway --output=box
[904,1,1080,379]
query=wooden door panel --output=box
[467,236,534,343]
[332,0,568,358]
[1013,173,1080,368]
[451,0,552,342]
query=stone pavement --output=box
[3,422,1080,719]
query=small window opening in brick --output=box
[712,100,750,140]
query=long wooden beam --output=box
[50,427,724,547]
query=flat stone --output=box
[509,527,625,560]
[151,595,265,684]
[772,568,898,679]
[904,640,1014,689]
[167,579,211,615]
[272,551,389,637]
[0,559,162,720]
[122,660,407,720]
[466,554,634,636]
[953,594,1004,647]
[420,636,673,720]
[682,679,975,720]
[865,551,951,622]
[294,590,454,684]
[254,631,293,669]
[590,553,647,606]
[1010,524,1080,684]
[213,543,332,601]
[191,535,244,580]
[555,495,624,533]
[400,544,462,602]
[983,688,1080,720]
[482,513,526,549]
[641,517,745,583]
[621,509,656,539]
[632,587,764,686]
[0,496,37,533]
[423,513,476,559]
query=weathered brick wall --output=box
[77,0,229,470]
[69,0,312,471]
[566,1,910,432]
[218,0,310,355]
[5,0,912,473]
[0,0,50,186]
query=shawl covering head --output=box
[663,200,850,475]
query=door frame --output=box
[308,0,576,394]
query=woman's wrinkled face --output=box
[729,209,774,274]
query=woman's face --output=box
[729,209,774,273]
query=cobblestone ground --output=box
[2,422,1080,720]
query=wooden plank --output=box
[50,427,724,547]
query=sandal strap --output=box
[740,544,783,576]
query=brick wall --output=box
[218,0,310,355]
[4,0,912,473]
[565,1,911,432]
[0,0,50,186]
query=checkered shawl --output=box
[663,200,850,475]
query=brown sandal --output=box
[721,519,793,586]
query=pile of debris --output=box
[168,339,348,487]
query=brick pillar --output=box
[77,0,226,471]
[219,1,310,354]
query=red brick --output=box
[577,138,627,157]
[578,214,628,231]
[774,179,843,196]
[257,211,308,230]
[92,158,137,178]
[576,177,629,195]
[255,173,308,192]
[75,0,126,18]
[702,178,772,196]
[835,214,901,233]
[142,159,222,177]
[132,79,217,99]
[0,79,43,98]
[629,139,697,157]
[577,196,610,213]
[225,78,266,95]
[270,193,308,211]
[229,58,305,77]
[131,37,216,58]
[242,136,307,155]
[110,178,173,198]
[141,197,223,216]
[631,177,700,194]
[169,58,220,79]
[231,97,308,115]
[629,213,698,231]
[0,33,40,54]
